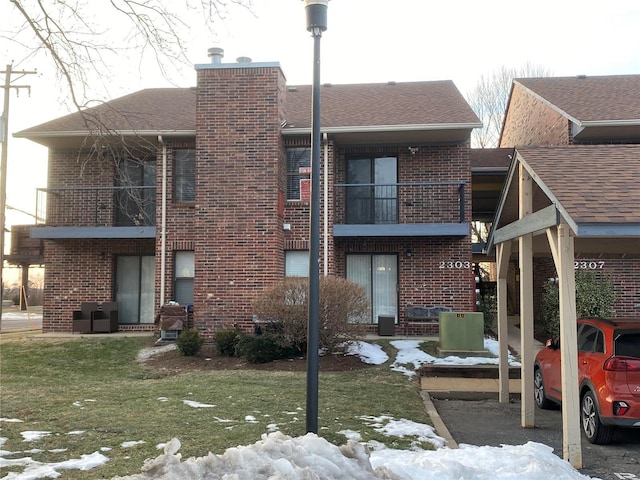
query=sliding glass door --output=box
[116,255,155,324]
[346,254,398,324]
[346,156,397,224]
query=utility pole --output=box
[0,64,37,327]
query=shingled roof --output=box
[16,80,480,147]
[491,144,640,244]
[515,75,640,123]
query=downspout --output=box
[158,135,167,306]
[323,132,328,276]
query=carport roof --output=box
[488,144,640,252]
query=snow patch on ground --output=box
[136,343,177,362]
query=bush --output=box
[235,333,296,364]
[176,328,205,356]
[213,327,242,357]
[253,277,369,355]
[539,271,615,337]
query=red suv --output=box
[534,317,640,444]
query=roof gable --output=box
[515,75,640,124]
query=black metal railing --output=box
[36,186,156,227]
[334,181,466,225]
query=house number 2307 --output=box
[439,261,472,269]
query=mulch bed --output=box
[142,343,375,373]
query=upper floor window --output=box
[286,147,311,201]
[175,149,195,202]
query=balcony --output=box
[333,181,468,237]
[31,186,156,239]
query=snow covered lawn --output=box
[0,339,595,479]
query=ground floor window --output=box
[285,250,309,277]
[174,251,194,304]
[116,255,155,323]
[346,254,397,324]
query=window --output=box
[285,251,309,277]
[346,254,397,324]
[578,324,603,353]
[346,156,397,224]
[175,149,195,202]
[286,148,311,200]
[174,251,194,304]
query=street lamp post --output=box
[303,0,327,435]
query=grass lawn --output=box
[0,336,432,479]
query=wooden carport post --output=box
[519,165,535,428]
[496,241,512,403]
[547,223,582,468]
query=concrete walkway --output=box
[420,324,545,448]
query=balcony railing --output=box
[36,186,156,227]
[333,181,466,225]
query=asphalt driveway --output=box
[431,396,640,480]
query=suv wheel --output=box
[534,368,554,409]
[581,390,614,444]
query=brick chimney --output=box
[193,50,288,331]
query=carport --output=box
[487,144,640,468]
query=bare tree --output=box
[467,63,552,148]
[5,0,252,224]
[7,0,252,112]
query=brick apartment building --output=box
[492,75,640,321]
[14,50,492,336]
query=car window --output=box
[577,324,599,352]
[594,331,604,353]
[615,333,640,358]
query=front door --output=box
[347,254,398,324]
[116,255,155,324]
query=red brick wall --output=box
[500,83,572,147]
[533,256,640,327]
[283,137,336,276]
[193,64,287,337]
[154,140,196,306]
[41,238,155,332]
[333,144,474,335]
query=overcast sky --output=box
[2,0,640,227]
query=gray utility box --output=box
[377,316,396,336]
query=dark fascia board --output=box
[491,204,560,245]
[333,223,469,237]
[576,223,640,237]
[30,226,156,239]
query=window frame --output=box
[174,149,196,203]
[286,147,311,201]
[174,251,195,304]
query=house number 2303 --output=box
[439,261,472,269]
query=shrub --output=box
[253,276,369,355]
[539,271,615,337]
[477,283,497,334]
[213,327,242,357]
[176,328,205,356]
[235,333,296,364]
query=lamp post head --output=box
[304,0,328,34]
